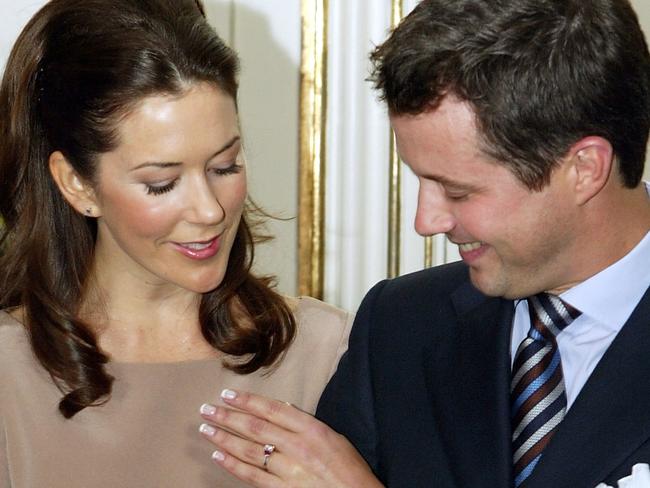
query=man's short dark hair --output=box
[371,0,650,189]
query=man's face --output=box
[390,96,580,299]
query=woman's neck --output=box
[80,274,218,364]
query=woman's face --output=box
[91,83,247,294]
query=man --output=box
[199,0,650,486]
[315,0,650,487]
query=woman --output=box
[0,1,353,486]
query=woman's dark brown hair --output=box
[0,0,295,418]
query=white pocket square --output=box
[596,464,650,488]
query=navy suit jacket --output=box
[316,261,650,488]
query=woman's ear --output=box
[48,151,100,217]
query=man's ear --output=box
[48,151,101,217]
[566,136,614,206]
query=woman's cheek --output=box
[116,193,181,237]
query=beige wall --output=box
[633,0,650,44]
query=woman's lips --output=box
[172,236,221,260]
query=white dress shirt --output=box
[510,185,650,409]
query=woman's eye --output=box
[211,163,243,176]
[145,180,177,195]
[142,164,241,195]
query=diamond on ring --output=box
[263,443,276,470]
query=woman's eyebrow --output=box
[129,135,241,171]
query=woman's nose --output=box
[185,178,225,225]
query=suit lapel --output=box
[526,286,650,488]
[424,282,514,487]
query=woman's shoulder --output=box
[0,310,31,362]
[290,295,351,321]
[0,309,28,349]
[284,296,354,357]
[0,309,41,395]
[260,297,354,410]
[289,296,354,336]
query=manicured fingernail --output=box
[200,403,216,415]
[212,449,225,462]
[199,423,216,436]
[221,389,237,400]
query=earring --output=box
[85,207,93,216]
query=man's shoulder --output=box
[354,261,489,338]
[372,260,473,304]
[394,260,469,285]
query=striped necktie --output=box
[511,293,581,487]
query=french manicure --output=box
[200,403,217,415]
[221,389,237,400]
[199,423,216,436]
[212,449,225,462]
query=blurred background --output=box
[2,0,649,311]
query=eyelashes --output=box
[445,193,469,201]
[211,164,243,177]
[144,164,243,196]
[146,181,177,195]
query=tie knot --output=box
[526,293,581,340]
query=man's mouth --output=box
[458,241,483,252]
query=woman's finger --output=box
[199,391,385,488]
[218,388,311,433]
[204,391,351,464]
[199,421,305,487]
[211,447,282,488]
[200,402,293,450]
[198,422,283,473]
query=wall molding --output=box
[298,0,328,298]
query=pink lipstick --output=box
[172,236,220,260]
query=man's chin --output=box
[469,270,545,300]
[468,269,509,298]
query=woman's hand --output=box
[198,389,384,488]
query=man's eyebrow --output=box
[129,136,241,171]
[419,172,479,191]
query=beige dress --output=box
[0,297,353,488]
